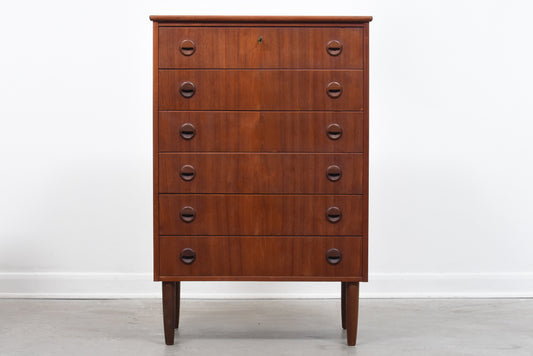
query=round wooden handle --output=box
[179,123,196,140]
[180,248,196,264]
[326,123,342,140]
[326,206,342,223]
[180,165,196,181]
[180,81,196,98]
[179,39,196,56]
[326,40,343,56]
[180,206,196,223]
[326,248,342,265]
[326,165,342,182]
[326,82,343,98]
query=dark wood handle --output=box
[180,81,196,98]
[326,82,343,98]
[180,165,196,181]
[179,39,196,56]
[179,123,196,140]
[326,40,343,56]
[180,248,196,264]
[326,206,342,223]
[326,165,342,182]
[326,123,342,140]
[180,206,196,223]
[326,248,342,265]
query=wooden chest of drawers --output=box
[150,15,372,346]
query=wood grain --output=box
[159,70,364,111]
[159,27,363,69]
[158,111,364,153]
[159,153,363,194]
[159,194,363,236]
[159,236,363,278]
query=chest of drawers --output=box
[150,15,371,346]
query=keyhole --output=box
[258,36,263,43]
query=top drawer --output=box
[158,27,364,69]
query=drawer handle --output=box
[179,123,196,140]
[180,248,196,264]
[180,81,196,98]
[326,206,342,223]
[326,165,342,182]
[326,248,342,265]
[326,40,343,56]
[179,40,196,56]
[180,165,196,181]
[326,82,343,98]
[326,123,343,140]
[180,206,196,223]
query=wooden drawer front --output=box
[159,195,363,236]
[159,112,363,153]
[159,153,363,194]
[159,236,363,278]
[159,70,363,111]
[159,27,363,69]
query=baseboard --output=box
[1,272,532,299]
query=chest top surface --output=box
[150,15,372,23]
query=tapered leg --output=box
[341,282,347,329]
[162,282,176,345]
[175,282,181,329]
[346,282,360,346]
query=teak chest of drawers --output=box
[150,15,372,346]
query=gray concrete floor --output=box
[0,299,532,356]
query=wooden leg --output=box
[175,282,181,329]
[162,282,176,345]
[341,282,347,329]
[346,282,360,346]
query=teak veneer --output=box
[151,15,372,346]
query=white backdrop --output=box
[1,1,532,298]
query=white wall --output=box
[1,0,532,298]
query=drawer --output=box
[159,194,363,236]
[159,236,363,279]
[158,27,364,69]
[159,153,363,194]
[159,70,363,111]
[159,112,364,153]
